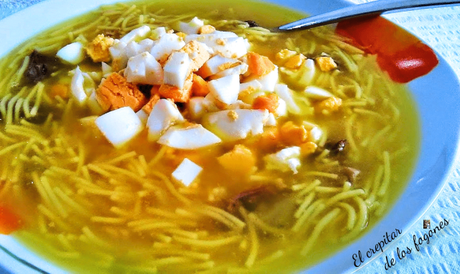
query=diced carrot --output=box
[252,93,279,113]
[191,74,210,97]
[49,83,69,99]
[96,72,148,112]
[246,52,275,77]
[158,75,193,103]
[0,205,22,235]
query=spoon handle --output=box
[277,0,460,31]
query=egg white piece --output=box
[124,51,164,85]
[264,146,301,174]
[147,99,184,142]
[207,73,240,106]
[158,124,221,149]
[163,52,191,89]
[119,25,151,44]
[96,107,144,148]
[203,109,269,141]
[56,42,85,65]
[172,158,203,187]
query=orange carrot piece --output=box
[0,205,22,235]
[252,93,279,113]
[246,52,275,77]
[191,74,210,97]
[49,84,69,99]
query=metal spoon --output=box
[275,0,460,31]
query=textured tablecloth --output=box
[1,0,460,273]
[353,2,460,273]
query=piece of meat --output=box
[24,50,58,83]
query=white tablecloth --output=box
[1,0,459,273]
[354,2,460,273]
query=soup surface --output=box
[0,0,419,273]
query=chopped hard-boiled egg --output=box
[101,62,113,77]
[96,106,144,148]
[180,41,212,72]
[187,97,208,121]
[275,84,300,114]
[56,42,85,65]
[124,52,164,85]
[147,99,184,142]
[163,52,192,89]
[179,17,204,34]
[61,19,323,169]
[264,146,301,174]
[124,39,155,59]
[240,80,262,95]
[151,27,167,40]
[212,37,250,59]
[71,66,88,104]
[198,55,239,78]
[304,86,333,99]
[203,109,269,141]
[136,109,149,124]
[158,124,221,149]
[150,33,186,63]
[217,144,256,176]
[172,158,203,187]
[257,66,279,92]
[185,31,249,58]
[119,25,151,44]
[309,126,323,142]
[301,59,316,85]
[207,73,240,106]
[211,62,248,79]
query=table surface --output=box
[0,0,459,273]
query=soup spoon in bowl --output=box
[274,0,460,31]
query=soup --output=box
[0,0,420,273]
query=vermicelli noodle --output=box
[0,0,420,273]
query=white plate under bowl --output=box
[0,0,459,273]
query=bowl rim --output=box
[1,0,460,273]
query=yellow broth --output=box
[0,0,419,273]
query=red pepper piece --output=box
[0,205,22,234]
[336,16,438,83]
